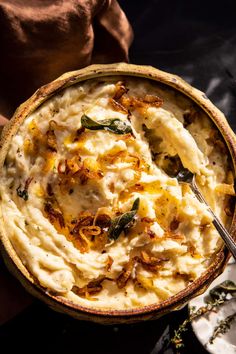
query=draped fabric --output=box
[0,0,133,118]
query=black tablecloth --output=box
[1,1,236,353]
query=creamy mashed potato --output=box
[0,77,234,310]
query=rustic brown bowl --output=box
[0,63,236,324]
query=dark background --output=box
[1,0,236,353]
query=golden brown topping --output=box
[95,214,111,229]
[164,230,185,241]
[139,251,167,272]
[44,202,65,228]
[79,167,104,185]
[109,81,129,114]
[91,231,108,251]
[69,212,110,252]
[110,98,129,114]
[23,138,35,155]
[79,157,104,185]
[116,257,137,289]
[146,229,156,239]
[113,81,129,101]
[26,120,45,155]
[125,153,141,169]
[105,255,114,272]
[110,81,163,115]
[80,225,101,238]
[71,222,91,253]
[141,217,155,224]
[169,217,180,231]
[100,150,127,164]
[119,94,163,112]
[187,243,196,257]
[76,211,94,227]
[58,156,82,176]
[57,156,103,190]
[46,120,58,152]
[73,275,109,297]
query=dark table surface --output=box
[1,1,236,353]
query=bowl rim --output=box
[0,62,236,320]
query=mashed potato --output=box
[0,77,234,309]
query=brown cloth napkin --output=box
[0,0,133,324]
[0,0,133,118]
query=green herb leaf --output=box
[108,198,140,240]
[210,280,236,300]
[219,280,236,291]
[16,186,28,201]
[81,115,132,135]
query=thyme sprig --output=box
[170,280,236,352]
[171,298,225,350]
[209,312,236,344]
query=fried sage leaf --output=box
[108,198,139,240]
[81,115,132,135]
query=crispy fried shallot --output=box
[58,156,82,176]
[95,213,111,228]
[164,230,185,241]
[79,167,103,185]
[139,250,168,272]
[76,211,94,227]
[113,81,129,100]
[73,276,109,296]
[79,225,101,238]
[109,81,129,114]
[119,94,163,112]
[70,212,110,252]
[110,81,163,115]
[105,255,114,272]
[116,257,137,289]
[46,120,58,152]
[169,217,180,231]
[44,202,65,228]
[57,156,103,188]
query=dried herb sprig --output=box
[170,280,236,352]
[170,298,226,350]
[209,312,236,344]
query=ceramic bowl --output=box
[0,63,236,324]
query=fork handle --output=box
[190,181,236,261]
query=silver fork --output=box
[176,168,236,260]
